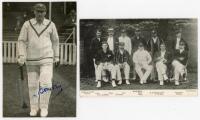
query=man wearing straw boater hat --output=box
[118,29,132,55]
[106,27,118,52]
[18,3,59,117]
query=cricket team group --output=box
[90,27,189,88]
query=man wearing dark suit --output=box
[90,30,103,82]
[147,30,163,57]
[172,41,188,85]
[154,43,172,85]
[131,28,147,56]
[90,30,102,59]
[171,29,189,52]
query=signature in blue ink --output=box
[33,84,63,97]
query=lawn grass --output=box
[3,64,76,117]
[80,73,197,90]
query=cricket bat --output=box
[18,65,28,108]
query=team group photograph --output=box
[80,19,197,90]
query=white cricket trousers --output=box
[27,63,53,110]
[156,61,168,81]
[96,63,116,81]
[135,63,153,82]
[172,60,186,81]
[93,59,98,81]
[115,63,130,80]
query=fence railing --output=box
[2,41,76,65]
[64,27,76,43]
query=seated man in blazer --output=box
[154,43,172,85]
[95,41,117,88]
[172,41,188,85]
[115,42,131,85]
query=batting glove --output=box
[18,56,25,66]
[54,57,60,67]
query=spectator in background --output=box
[63,9,76,27]
[15,15,24,33]
[15,11,29,33]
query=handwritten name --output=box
[33,84,63,97]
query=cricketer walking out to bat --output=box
[17,3,60,117]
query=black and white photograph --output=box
[3,2,76,117]
[80,19,197,96]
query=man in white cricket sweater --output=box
[118,29,132,55]
[17,3,59,117]
[133,42,153,84]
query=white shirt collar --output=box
[31,18,50,25]
[152,37,157,43]
[177,37,181,41]
[180,49,184,53]
[119,49,124,54]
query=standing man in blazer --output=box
[172,29,189,52]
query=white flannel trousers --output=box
[135,63,153,82]
[115,63,130,80]
[172,60,186,81]
[96,63,116,81]
[156,61,167,81]
[27,63,53,110]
